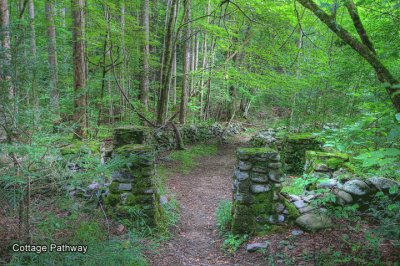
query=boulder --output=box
[366,176,400,191]
[296,213,332,232]
[342,180,371,196]
[335,190,353,205]
[246,242,269,252]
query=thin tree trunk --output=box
[72,0,87,139]
[140,0,150,111]
[179,0,191,124]
[157,0,177,125]
[28,0,39,125]
[200,0,210,119]
[45,0,60,121]
[0,0,13,103]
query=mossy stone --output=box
[104,194,120,206]
[109,181,121,194]
[283,198,300,220]
[113,126,152,148]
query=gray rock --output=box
[159,195,168,206]
[310,172,331,179]
[316,179,338,189]
[87,181,100,191]
[293,200,306,209]
[276,203,285,213]
[253,166,268,173]
[291,229,304,236]
[314,163,329,172]
[246,242,269,252]
[273,192,280,200]
[251,173,269,183]
[269,170,285,183]
[239,161,252,171]
[268,162,281,169]
[118,183,132,191]
[303,194,317,202]
[251,184,271,193]
[296,213,332,232]
[144,188,154,194]
[235,170,249,181]
[268,214,285,224]
[299,205,315,214]
[289,194,301,202]
[367,176,400,191]
[342,180,371,196]
[335,190,353,205]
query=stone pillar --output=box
[105,144,161,226]
[231,148,286,235]
[105,126,161,226]
[282,133,322,175]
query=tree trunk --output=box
[0,0,12,101]
[72,0,87,139]
[156,0,177,125]
[179,0,191,124]
[296,0,400,112]
[140,0,150,111]
[28,0,39,124]
[45,0,60,121]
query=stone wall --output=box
[231,148,290,235]
[304,150,351,179]
[282,133,323,175]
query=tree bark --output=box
[296,0,400,112]
[72,0,87,139]
[157,0,177,125]
[140,0,150,111]
[179,0,191,124]
[0,0,12,100]
[28,0,39,124]
[45,0,60,120]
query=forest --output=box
[0,0,399,265]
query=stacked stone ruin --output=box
[231,148,290,235]
[282,134,323,175]
[104,126,162,226]
[232,130,400,234]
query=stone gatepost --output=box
[231,148,286,235]
[105,127,161,227]
[282,133,322,175]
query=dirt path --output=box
[149,141,267,266]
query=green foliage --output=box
[222,234,248,254]
[216,200,232,234]
[9,231,148,266]
[168,144,218,173]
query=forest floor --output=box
[147,137,268,266]
[147,136,399,266]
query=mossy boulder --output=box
[305,151,350,173]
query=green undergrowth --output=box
[7,195,149,266]
[216,200,249,254]
[153,165,180,236]
[167,143,218,173]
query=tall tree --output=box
[179,0,191,124]
[296,0,400,112]
[156,0,177,125]
[72,0,87,138]
[140,0,150,111]
[45,0,60,120]
[0,0,12,99]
